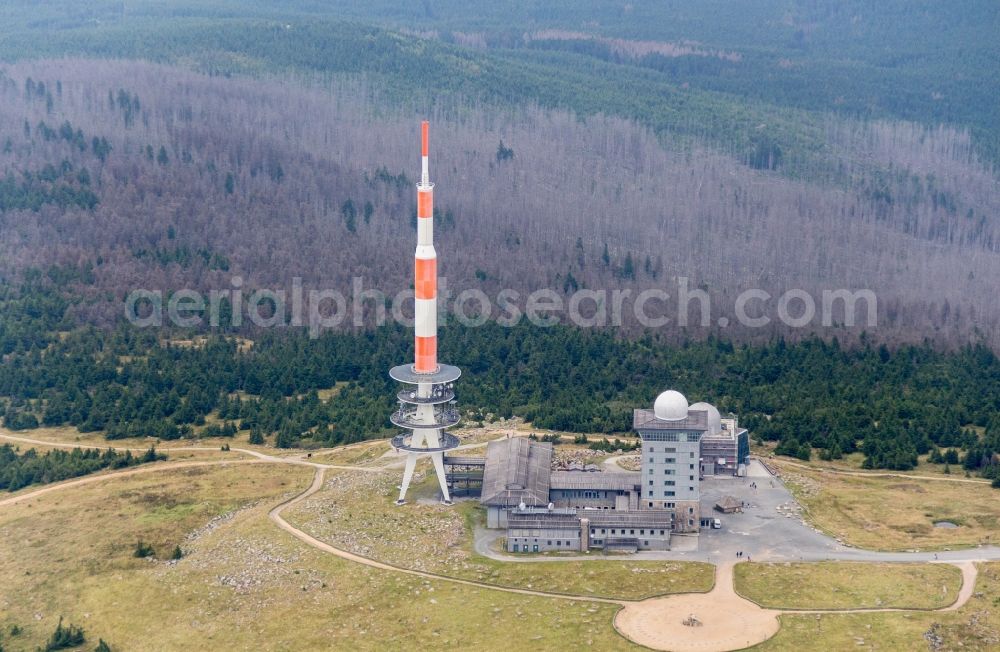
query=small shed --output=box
[714,495,742,513]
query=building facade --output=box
[699,415,750,476]
[476,389,747,551]
[633,390,705,533]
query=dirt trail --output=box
[774,457,990,485]
[0,432,383,473]
[268,467,624,605]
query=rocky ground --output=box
[288,470,469,573]
[552,447,606,471]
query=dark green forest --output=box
[0,444,165,492]
[2,276,1000,476]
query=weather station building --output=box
[633,390,706,532]
[472,390,746,553]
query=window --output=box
[690,486,694,491]
[689,464,695,469]
[648,501,654,508]
[648,457,653,463]
[664,490,675,497]
[648,480,653,486]
[690,452,695,458]
[664,480,675,486]
[664,469,674,475]
[547,541,552,545]
[601,529,606,534]
[640,529,645,535]
[556,541,561,546]
[630,529,635,535]
[659,529,665,535]
[689,507,694,514]
[648,468,654,474]
[647,490,653,497]
[664,457,675,463]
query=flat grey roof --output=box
[702,427,749,442]
[442,456,486,466]
[507,512,580,530]
[585,510,674,528]
[480,438,552,507]
[633,408,708,431]
[550,471,640,491]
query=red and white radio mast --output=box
[390,121,461,505]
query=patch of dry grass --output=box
[309,440,396,467]
[773,460,999,550]
[755,563,1000,651]
[0,462,312,649]
[735,562,961,609]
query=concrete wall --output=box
[507,529,582,553]
[487,506,510,529]
[638,431,702,532]
[639,431,701,509]
[549,489,619,509]
[674,499,700,533]
[587,524,671,551]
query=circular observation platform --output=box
[390,407,460,430]
[389,363,461,386]
[397,387,455,405]
[390,431,460,453]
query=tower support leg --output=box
[431,451,451,504]
[396,452,418,505]
[424,429,451,504]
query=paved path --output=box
[943,561,979,612]
[615,562,780,652]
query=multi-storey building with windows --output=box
[633,390,705,533]
[471,389,746,552]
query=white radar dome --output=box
[689,402,722,434]
[653,390,688,421]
